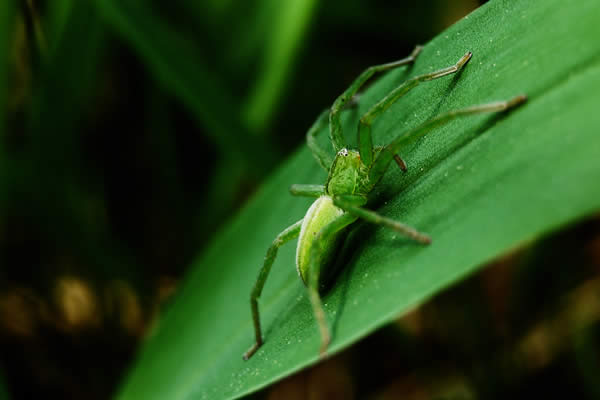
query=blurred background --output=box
[1,0,599,399]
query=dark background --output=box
[1,0,600,399]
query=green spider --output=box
[243,46,526,360]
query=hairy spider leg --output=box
[329,46,423,152]
[358,52,472,167]
[306,110,333,170]
[393,154,408,172]
[334,196,431,244]
[369,95,527,183]
[308,96,361,171]
[243,219,303,360]
[290,184,326,197]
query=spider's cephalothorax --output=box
[243,46,526,360]
[326,148,371,197]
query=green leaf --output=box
[116,0,600,399]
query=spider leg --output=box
[243,219,303,360]
[358,52,472,166]
[307,110,334,170]
[369,95,527,183]
[334,196,431,244]
[305,213,357,357]
[290,184,326,197]
[329,46,422,151]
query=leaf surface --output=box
[117,1,600,399]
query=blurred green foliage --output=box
[0,0,15,173]
[1,0,600,399]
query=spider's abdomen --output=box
[296,196,353,288]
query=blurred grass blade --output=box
[0,0,15,205]
[14,2,142,280]
[117,1,600,399]
[243,0,319,133]
[94,0,276,174]
[0,0,15,149]
[46,0,75,43]
[0,371,9,400]
[23,0,47,55]
[25,0,105,202]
